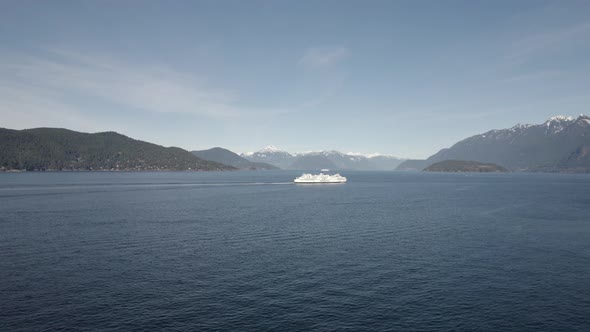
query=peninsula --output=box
[424,160,508,173]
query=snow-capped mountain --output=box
[242,146,405,170]
[397,114,590,172]
[240,145,295,169]
[303,151,405,170]
[298,150,376,170]
[545,115,575,130]
[243,145,285,155]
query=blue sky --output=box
[1,0,590,158]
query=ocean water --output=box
[1,171,589,331]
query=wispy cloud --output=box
[0,83,119,132]
[0,48,285,127]
[501,69,562,83]
[506,21,590,64]
[298,46,349,68]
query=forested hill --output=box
[424,160,508,173]
[0,128,235,171]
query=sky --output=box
[1,0,590,159]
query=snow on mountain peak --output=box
[576,114,590,125]
[346,152,400,159]
[509,123,533,131]
[258,145,283,153]
[541,115,577,135]
[346,152,365,156]
[547,115,575,123]
[346,152,378,157]
[321,150,345,156]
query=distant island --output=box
[424,160,508,173]
[0,128,235,172]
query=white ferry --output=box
[294,172,347,183]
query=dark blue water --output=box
[1,171,590,331]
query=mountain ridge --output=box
[241,146,405,170]
[396,115,590,172]
[0,127,235,171]
[192,147,278,170]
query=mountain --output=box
[242,146,405,170]
[424,160,508,173]
[288,154,338,170]
[294,151,375,170]
[396,115,590,172]
[192,147,278,170]
[0,128,235,171]
[536,144,590,173]
[560,144,590,172]
[396,159,430,171]
[241,145,295,169]
[366,155,406,170]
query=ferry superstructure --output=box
[294,172,347,183]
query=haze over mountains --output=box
[397,115,590,172]
[241,146,295,169]
[191,148,278,170]
[241,146,406,170]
